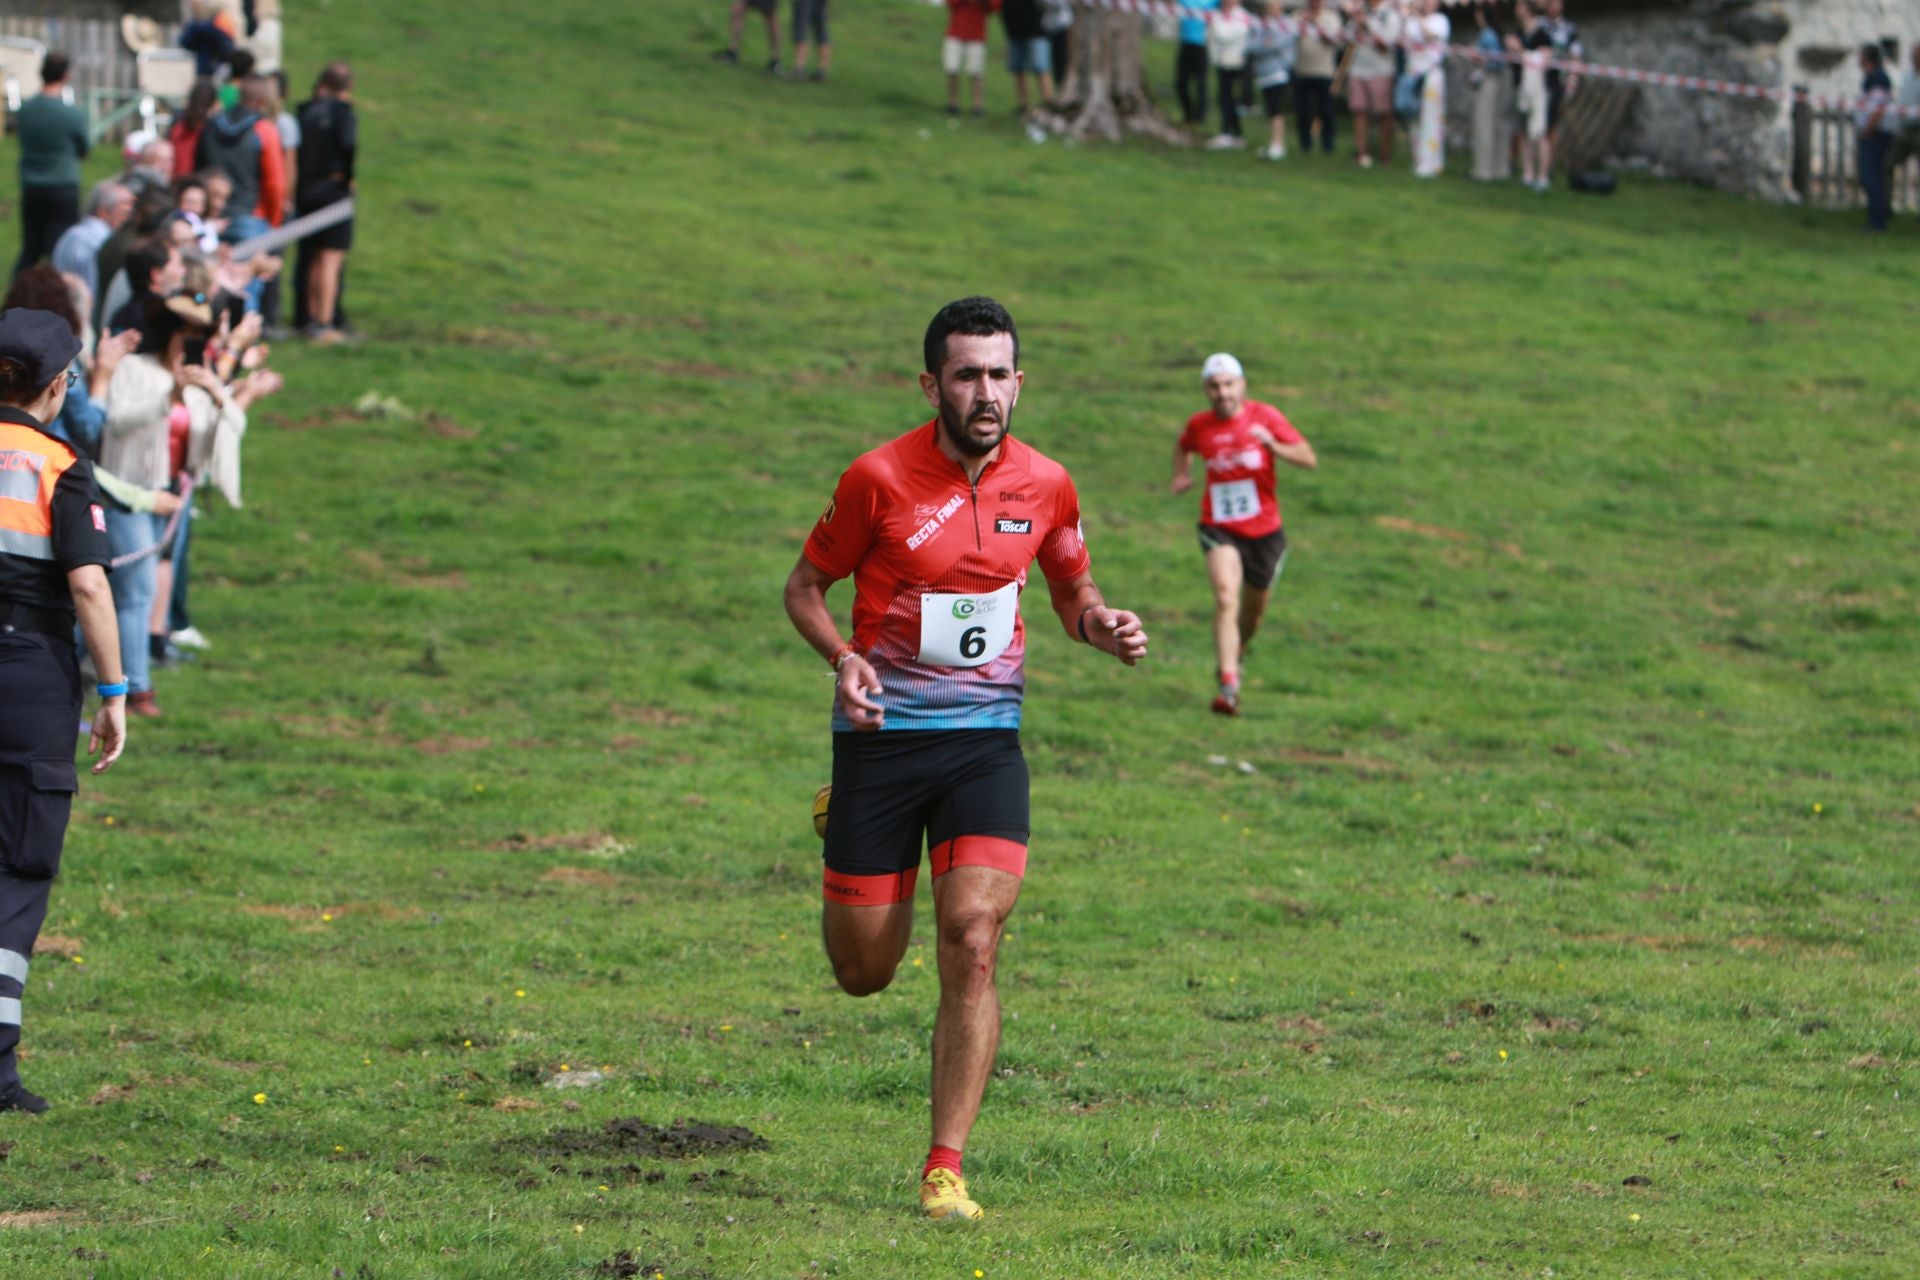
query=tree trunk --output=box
[1035,11,1187,145]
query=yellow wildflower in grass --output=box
[1812,802,1824,814]
[1499,1049,1509,1060]
[515,989,527,998]
[334,1145,344,1152]
[560,1064,569,1072]
[573,1223,584,1234]
[719,1025,733,1032]
[912,957,924,968]
[252,1093,267,1105]
[475,784,486,793]
[103,816,115,826]
[463,1039,472,1048]
[72,956,85,965]
[1629,1212,1641,1222]
[321,913,333,923]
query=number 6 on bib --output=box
[918,582,1018,668]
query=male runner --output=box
[783,296,1147,1222]
[1169,352,1316,715]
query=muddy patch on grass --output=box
[33,934,84,957]
[238,902,421,924]
[0,1211,78,1227]
[87,1084,138,1106]
[527,1118,766,1162]
[539,867,631,889]
[492,832,631,857]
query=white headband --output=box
[1201,353,1244,382]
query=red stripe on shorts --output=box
[929,836,1028,879]
[822,867,918,905]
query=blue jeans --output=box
[1859,132,1892,230]
[105,509,163,694]
[225,214,272,311]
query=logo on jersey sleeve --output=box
[821,498,836,523]
[91,504,106,532]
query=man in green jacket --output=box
[13,52,90,279]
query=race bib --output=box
[918,581,1018,668]
[1209,479,1259,524]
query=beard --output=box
[937,392,1012,458]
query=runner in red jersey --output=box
[1170,352,1316,715]
[784,297,1146,1223]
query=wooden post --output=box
[1790,85,1810,203]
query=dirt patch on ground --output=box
[493,1096,540,1113]
[412,735,493,756]
[0,1211,77,1227]
[492,832,631,857]
[87,1083,138,1106]
[528,1118,767,1161]
[539,867,631,889]
[1273,747,1393,772]
[1560,931,1702,952]
[270,410,363,433]
[347,548,468,590]
[612,704,695,728]
[1377,515,1523,558]
[238,902,421,923]
[32,934,84,957]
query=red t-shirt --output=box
[946,0,1001,42]
[805,421,1090,731]
[1177,400,1302,538]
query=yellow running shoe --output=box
[811,784,832,839]
[920,1168,983,1221]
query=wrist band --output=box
[828,641,857,671]
[96,681,129,698]
[1077,609,1095,644]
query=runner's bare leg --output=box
[823,900,915,996]
[1206,544,1245,683]
[930,865,1021,1150]
[1237,585,1272,666]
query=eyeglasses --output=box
[66,368,79,389]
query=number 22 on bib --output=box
[918,581,1018,668]
[1209,479,1258,524]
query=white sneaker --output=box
[170,627,212,650]
[1205,134,1237,150]
[1264,143,1287,161]
[1356,154,1376,169]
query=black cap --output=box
[0,309,84,392]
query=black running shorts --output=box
[1197,523,1289,590]
[822,729,1028,905]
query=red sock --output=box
[923,1145,963,1179]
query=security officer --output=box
[0,308,128,1115]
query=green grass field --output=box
[2,1,1918,1274]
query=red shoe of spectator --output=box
[127,691,163,718]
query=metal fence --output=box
[1792,91,1920,213]
[0,11,184,144]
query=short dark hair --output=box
[318,61,353,94]
[124,236,175,294]
[2,265,83,338]
[1862,43,1884,65]
[923,296,1019,375]
[228,49,256,79]
[41,52,70,85]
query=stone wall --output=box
[1577,0,1920,199]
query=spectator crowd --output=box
[8,37,361,716]
[709,0,1918,220]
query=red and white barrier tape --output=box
[109,475,195,571]
[1040,0,1920,121]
